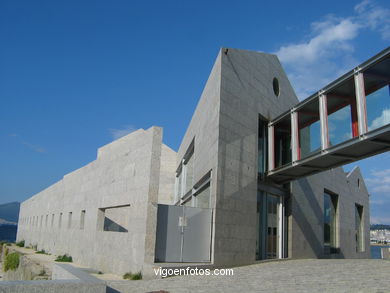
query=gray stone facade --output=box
[17,48,370,276]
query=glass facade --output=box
[324,191,338,254]
[256,191,282,260]
[326,78,358,146]
[297,99,321,159]
[363,56,390,132]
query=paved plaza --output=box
[107,259,390,293]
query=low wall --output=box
[381,247,390,259]
[0,263,106,293]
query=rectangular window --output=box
[274,116,292,168]
[184,151,194,194]
[194,183,210,209]
[297,99,321,159]
[324,191,338,254]
[175,167,183,202]
[45,215,48,227]
[258,117,268,178]
[355,204,364,252]
[80,210,86,230]
[68,212,72,229]
[326,77,358,146]
[97,205,130,232]
[363,56,390,132]
[51,214,55,227]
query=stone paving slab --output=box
[106,259,390,293]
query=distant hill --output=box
[0,201,20,224]
[371,224,390,230]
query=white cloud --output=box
[365,168,390,193]
[274,0,390,99]
[109,125,136,140]
[368,108,390,130]
[9,133,46,153]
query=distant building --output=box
[17,47,389,276]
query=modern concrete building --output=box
[17,47,390,276]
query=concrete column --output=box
[319,93,329,150]
[354,70,368,135]
[291,111,299,162]
[268,124,275,171]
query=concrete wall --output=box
[16,126,176,276]
[290,166,370,259]
[214,48,298,266]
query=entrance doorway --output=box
[256,191,284,260]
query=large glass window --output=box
[363,56,390,131]
[327,78,358,146]
[258,117,268,178]
[324,191,338,254]
[297,99,321,159]
[355,204,364,252]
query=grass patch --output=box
[123,271,142,280]
[3,252,20,272]
[16,240,25,247]
[55,254,73,262]
[36,250,48,255]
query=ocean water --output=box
[0,225,17,242]
[371,245,390,259]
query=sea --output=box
[0,225,17,243]
[370,245,390,259]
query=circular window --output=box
[273,77,280,97]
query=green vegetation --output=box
[3,252,20,272]
[36,250,48,255]
[16,240,25,247]
[55,254,73,262]
[98,271,103,275]
[123,271,142,280]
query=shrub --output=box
[55,254,73,262]
[3,246,9,257]
[123,271,142,280]
[3,252,20,272]
[36,250,47,254]
[16,240,25,247]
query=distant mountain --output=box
[371,224,390,230]
[0,201,20,223]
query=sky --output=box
[0,0,389,223]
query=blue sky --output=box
[0,0,389,223]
